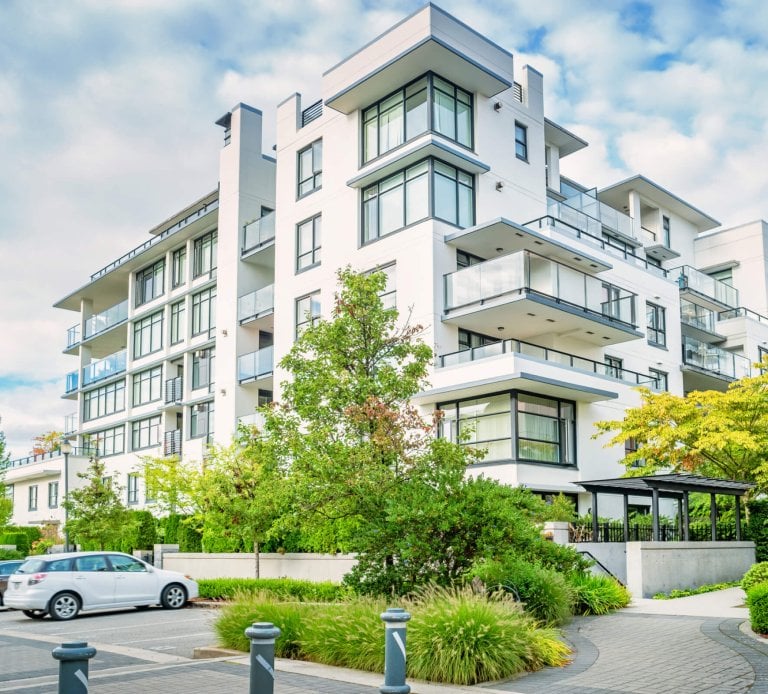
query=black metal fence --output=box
[569,520,737,543]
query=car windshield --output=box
[15,559,47,574]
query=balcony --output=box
[164,376,183,405]
[84,299,128,340]
[65,370,79,395]
[673,266,738,310]
[719,306,768,326]
[66,324,81,350]
[82,350,127,387]
[242,212,275,263]
[238,285,275,326]
[163,429,182,456]
[1,448,87,483]
[682,336,750,390]
[237,346,274,384]
[560,191,638,245]
[640,226,680,262]
[680,300,724,343]
[64,413,77,435]
[443,251,641,345]
[238,412,267,430]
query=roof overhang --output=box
[544,118,588,157]
[576,473,753,498]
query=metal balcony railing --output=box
[673,266,738,308]
[444,250,637,328]
[718,306,768,326]
[82,350,127,386]
[242,212,276,254]
[238,285,275,322]
[164,376,183,404]
[84,300,128,339]
[163,429,182,456]
[237,346,274,383]
[66,324,81,349]
[682,336,750,380]
[438,338,656,386]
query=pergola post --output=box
[735,495,742,541]
[677,498,683,541]
[682,492,690,541]
[591,492,599,542]
[651,488,660,542]
[710,493,717,541]
[622,494,629,542]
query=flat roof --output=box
[577,473,753,498]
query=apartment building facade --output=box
[4,4,767,527]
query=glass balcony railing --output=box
[238,285,275,322]
[681,300,717,333]
[82,350,127,386]
[65,370,79,393]
[64,413,77,435]
[84,300,128,339]
[718,306,768,326]
[67,324,81,349]
[682,336,750,380]
[439,338,656,386]
[673,266,738,308]
[238,412,267,429]
[444,250,637,328]
[242,212,275,254]
[560,191,636,242]
[237,346,274,382]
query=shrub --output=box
[0,548,23,560]
[163,514,182,544]
[469,556,573,626]
[0,532,30,555]
[742,562,768,592]
[653,581,738,599]
[746,500,768,562]
[134,511,157,549]
[746,582,768,635]
[198,577,350,602]
[568,573,630,615]
[178,519,202,552]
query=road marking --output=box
[50,616,209,636]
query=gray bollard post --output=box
[245,621,281,694]
[380,607,411,694]
[52,641,97,694]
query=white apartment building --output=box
[5,4,767,528]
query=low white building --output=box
[4,4,766,529]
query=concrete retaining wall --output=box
[571,542,628,584]
[163,552,358,582]
[626,541,755,598]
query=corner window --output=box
[296,215,322,272]
[514,122,528,161]
[362,73,472,163]
[296,292,321,338]
[362,158,474,244]
[83,380,126,421]
[646,303,666,347]
[298,140,322,197]
[135,260,165,307]
[193,230,217,278]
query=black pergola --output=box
[577,474,754,543]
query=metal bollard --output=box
[52,641,97,694]
[245,621,281,694]
[380,607,411,694]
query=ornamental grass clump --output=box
[568,573,631,615]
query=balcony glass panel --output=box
[682,336,750,379]
[238,285,275,322]
[64,413,77,435]
[65,370,79,393]
[562,191,636,241]
[681,300,716,332]
[67,324,81,349]
[242,212,275,253]
[237,346,274,382]
[674,266,738,307]
[444,251,637,327]
[84,300,128,339]
[82,350,127,386]
[719,307,768,326]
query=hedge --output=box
[198,577,350,602]
[746,582,768,634]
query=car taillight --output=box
[28,573,48,585]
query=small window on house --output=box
[298,140,322,197]
[514,122,528,161]
[296,215,321,272]
[646,303,667,347]
[296,292,321,338]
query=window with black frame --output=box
[135,260,165,307]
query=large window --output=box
[296,215,321,272]
[190,401,214,438]
[514,121,528,161]
[192,348,215,390]
[132,366,162,406]
[362,158,474,243]
[83,380,126,421]
[362,73,472,163]
[172,247,186,288]
[135,260,165,306]
[133,311,163,358]
[296,292,321,338]
[170,300,185,345]
[439,391,575,466]
[82,425,124,457]
[646,303,666,347]
[192,287,216,336]
[132,415,161,450]
[193,230,217,278]
[298,139,322,196]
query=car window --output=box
[74,555,110,572]
[0,561,23,572]
[15,559,47,574]
[108,555,147,573]
[46,558,74,572]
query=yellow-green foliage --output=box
[568,573,631,615]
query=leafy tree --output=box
[594,366,768,501]
[0,431,13,527]
[64,458,134,550]
[141,454,199,516]
[31,430,64,455]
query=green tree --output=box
[141,454,199,516]
[64,458,134,550]
[594,365,768,500]
[0,431,13,527]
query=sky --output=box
[1,0,767,459]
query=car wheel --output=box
[22,609,47,620]
[160,583,187,610]
[48,592,81,621]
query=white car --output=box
[4,551,198,621]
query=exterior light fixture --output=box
[496,181,504,191]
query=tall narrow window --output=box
[366,263,397,309]
[296,215,322,271]
[170,300,186,345]
[298,140,323,196]
[646,303,667,347]
[192,287,216,336]
[295,292,321,338]
[48,481,59,508]
[662,215,671,247]
[604,356,623,379]
[172,247,186,288]
[135,260,165,307]
[649,368,668,391]
[28,485,38,511]
[127,474,139,505]
[514,122,528,161]
[192,348,215,390]
[190,401,214,438]
[193,231,217,278]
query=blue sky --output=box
[1,0,766,458]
